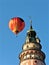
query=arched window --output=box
[24,55,27,60]
[27,54,30,59]
[33,60,38,65]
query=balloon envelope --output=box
[9,17,25,34]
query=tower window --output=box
[24,55,26,59]
[33,60,38,65]
[31,54,35,58]
[35,60,37,63]
[27,45,29,48]
[27,54,30,59]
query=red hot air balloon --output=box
[9,17,25,34]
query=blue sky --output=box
[0,0,49,65]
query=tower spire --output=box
[29,16,33,29]
[30,20,33,29]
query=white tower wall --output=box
[20,59,45,65]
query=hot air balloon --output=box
[9,17,25,34]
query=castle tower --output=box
[19,20,46,65]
